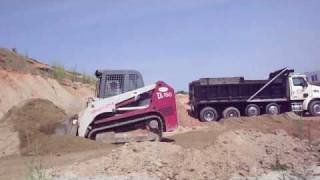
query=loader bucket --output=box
[55,118,78,136]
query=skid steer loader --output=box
[56,70,178,143]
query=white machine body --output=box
[77,84,156,137]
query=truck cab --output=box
[289,73,320,115]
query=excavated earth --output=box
[0,94,320,180]
[48,130,319,180]
[0,99,113,156]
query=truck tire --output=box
[266,103,280,115]
[200,107,219,122]
[222,107,241,119]
[245,104,260,117]
[309,100,320,116]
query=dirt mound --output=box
[174,94,320,142]
[3,98,67,131]
[220,113,320,141]
[48,130,319,180]
[1,99,108,155]
[172,114,320,151]
[175,94,203,128]
[0,69,94,120]
[2,98,67,144]
[0,126,20,157]
[210,129,317,177]
[1,94,320,179]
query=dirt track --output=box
[0,95,320,180]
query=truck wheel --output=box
[266,103,280,115]
[309,100,320,116]
[245,104,260,117]
[200,107,219,122]
[222,107,241,119]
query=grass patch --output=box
[52,62,65,80]
[24,137,49,180]
[25,157,48,180]
[271,156,288,171]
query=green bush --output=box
[50,62,97,85]
[176,90,188,95]
[81,72,96,85]
[52,62,65,80]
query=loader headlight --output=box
[70,114,79,126]
[72,119,78,125]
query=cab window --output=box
[292,77,306,86]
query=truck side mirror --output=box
[303,81,308,88]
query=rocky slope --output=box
[0,48,95,119]
[0,69,94,119]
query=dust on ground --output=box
[47,95,320,180]
[173,113,320,150]
[0,95,320,180]
[48,129,320,180]
[0,99,115,156]
[174,94,320,148]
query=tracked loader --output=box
[56,70,178,143]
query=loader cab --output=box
[95,70,144,98]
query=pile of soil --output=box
[221,114,320,141]
[1,94,319,180]
[175,94,320,142]
[175,94,203,129]
[0,69,94,120]
[1,99,107,155]
[0,125,20,157]
[172,114,320,150]
[48,130,319,180]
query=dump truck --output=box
[57,70,178,142]
[189,68,320,121]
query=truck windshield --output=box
[292,77,307,86]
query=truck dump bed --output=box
[189,69,293,103]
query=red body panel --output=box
[151,81,178,131]
[94,81,178,132]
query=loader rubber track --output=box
[86,114,163,140]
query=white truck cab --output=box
[289,73,320,116]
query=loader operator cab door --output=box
[95,70,144,98]
[289,75,309,101]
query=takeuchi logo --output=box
[158,87,168,93]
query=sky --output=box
[0,0,319,90]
